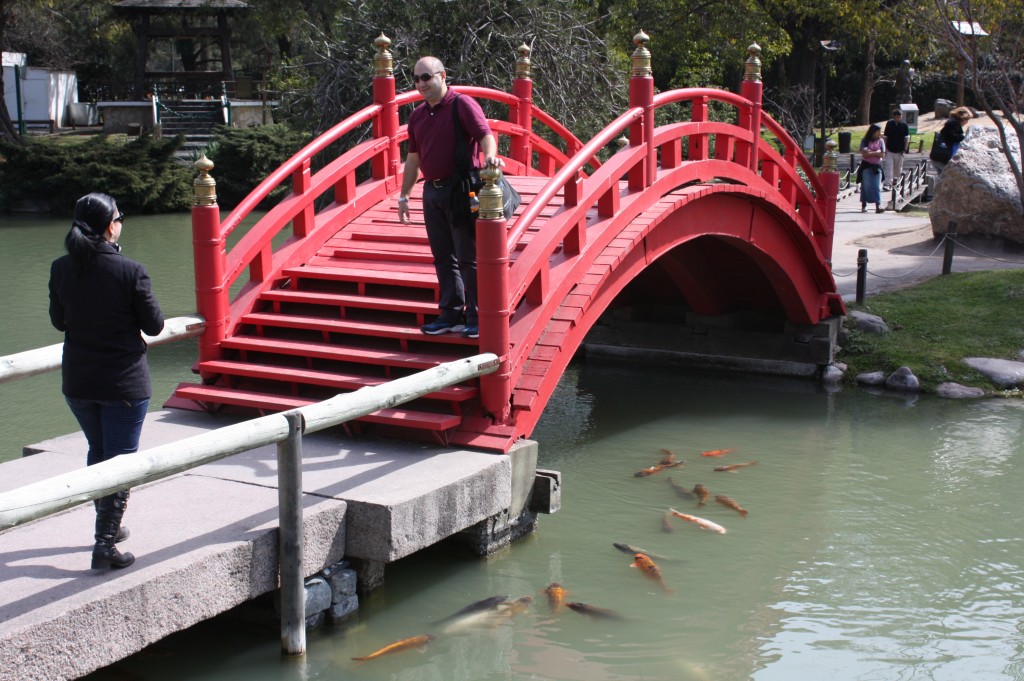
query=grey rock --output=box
[328,594,360,622]
[929,127,1024,243]
[934,99,954,118]
[885,366,920,392]
[822,365,845,383]
[856,370,887,386]
[848,311,890,335]
[326,568,358,602]
[963,357,1024,388]
[304,577,332,617]
[936,382,986,398]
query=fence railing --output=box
[0,315,206,385]
[0,352,499,655]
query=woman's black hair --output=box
[860,124,882,150]
[65,193,117,272]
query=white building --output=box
[2,52,81,129]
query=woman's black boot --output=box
[94,498,129,543]
[91,491,135,570]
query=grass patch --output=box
[840,270,1024,390]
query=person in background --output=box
[931,106,972,173]
[859,124,886,214]
[49,193,164,570]
[397,56,503,340]
[882,109,910,191]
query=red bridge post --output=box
[372,33,399,182]
[476,167,512,424]
[628,31,654,190]
[510,44,533,170]
[191,155,227,373]
[817,140,840,262]
[739,44,763,173]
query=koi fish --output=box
[713,461,759,473]
[661,510,675,533]
[693,483,710,505]
[701,448,735,457]
[566,602,626,620]
[669,507,727,534]
[492,595,534,624]
[544,582,567,610]
[658,449,682,466]
[634,461,683,477]
[667,477,695,500]
[714,494,749,517]
[631,553,673,593]
[437,595,509,624]
[352,634,434,661]
[613,542,666,560]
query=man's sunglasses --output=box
[412,72,441,83]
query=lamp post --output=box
[818,40,840,166]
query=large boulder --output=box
[929,126,1024,243]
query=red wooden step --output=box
[331,246,434,264]
[172,383,462,431]
[198,359,479,401]
[348,228,429,245]
[220,336,463,370]
[240,312,475,344]
[260,289,438,316]
[283,264,439,290]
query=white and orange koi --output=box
[668,508,727,534]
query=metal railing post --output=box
[277,410,305,657]
[856,248,868,304]
[942,221,958,275]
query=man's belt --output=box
[427,177,454,188]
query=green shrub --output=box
[0,135,193,214]
[208,125,311,208]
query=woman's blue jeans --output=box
[65,397,149,467]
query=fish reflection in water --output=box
[352,634,434,662]
[566,601,627,620]
[713,461,758,473]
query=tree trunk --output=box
[857,36,877,125]
[0,0,25,145]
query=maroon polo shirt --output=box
[407,89,492,182]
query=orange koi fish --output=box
[352,634,434,661]
[566,601,626,620]
[701,448,735,457]
[669,507,727,534]
[713,461,759,473]
[661,510,675,533]
[667,477,695,500]
[693,483,710,505]
[631,553,673,593]
[544,582,567,610]
[714,494,749,517]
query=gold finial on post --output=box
[373,33,393,77]
[822,139,839,173]
[193,154,217,206]
[630,30,652,78]
[515,43,532,80]
[478,165,504,221]
[744,43,762,83]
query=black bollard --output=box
[856,248,868,304]
[942,221,958,275]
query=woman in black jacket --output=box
[931,106,972,173]
[49,193,164,570]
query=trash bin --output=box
[838,131,852,154]
[126,122,142,137]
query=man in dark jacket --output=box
[882,109,910,191]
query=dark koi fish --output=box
[714,494,749,517]
[566,601,626,620]
[437,594,510,623]
[667,477,696,500]
[352,634,434,661]
[713,461,759,473]
[658,449,682,466]
[693,483,710,505]
[613,542,676,562]
[661,510,675,533]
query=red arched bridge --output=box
[168,37,846,453]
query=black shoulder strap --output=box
[452,94,472,176]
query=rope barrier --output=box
[865,236,948,279]
[157,101,218,121]
[945,236,1024,265]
